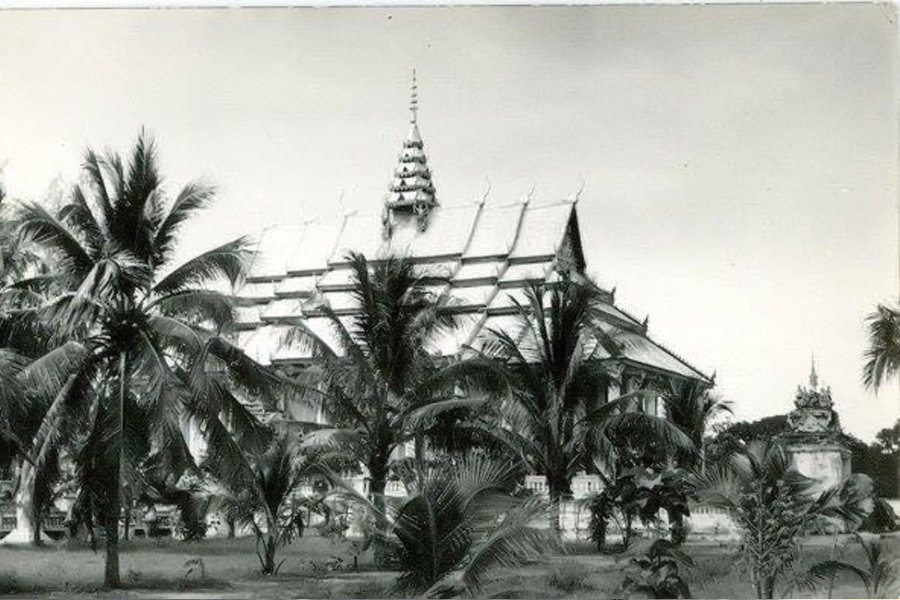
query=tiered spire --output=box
[384,70,439,235]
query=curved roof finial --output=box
[410,68,418,125]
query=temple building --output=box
[231,78,713,467]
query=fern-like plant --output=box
[343,454,558,597]
[793,532,896,598]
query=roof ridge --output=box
[610,301,644,326]
[610,299,711,381]
[643,329,713,383]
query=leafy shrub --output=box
[547,564,591,594]
[174,509,209,541]
[318,517,349,541]
[620,538,693,599]
[860,498,899,533]
[587,492,614,551]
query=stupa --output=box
[781,357,852,495]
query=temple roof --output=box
[235,198,711,385]
[233,75,711,386]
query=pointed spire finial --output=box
[410,69,418,124]
[809,354,819,390]
[384,70,438,234]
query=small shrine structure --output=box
[780,358,852,495]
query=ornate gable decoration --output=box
[787,357,841,436]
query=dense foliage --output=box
[477,278,694,533]
[292,252,503,564]
[621,538,694,599]
[710,416,899,499]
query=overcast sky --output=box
[1,4,897,439]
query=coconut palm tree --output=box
[663,382,732,472]
[863,304,900,392]
[209,432,332,574]
[0,349,29,474]
[8,131,276,586]
[477,278,695,534]
[292,252,503,564]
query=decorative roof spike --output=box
[809,354,819,390]
[410,69,418,124]
[383,70,439,235]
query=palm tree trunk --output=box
[31,507,42,545]
[623,510,634,549]
[370,477,388,566]
[414,432,426,471]
[368,460,389,567]
[548,477,571,538]
[103,353,125,588]
[257,530,278,574]
[549,489,562,537]
[104,516,120,588]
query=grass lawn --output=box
[1,534,895,598]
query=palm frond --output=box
[154,181,216,261]
[60,186,105,255]
[17,201,94,281]
[153,238,254,297]
[791,560,872,596]
[19,341,88,400]
[401,396,491,431]
[458,497,558,595]
[863,304,900,391]
[149,288,236,329]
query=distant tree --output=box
[874,420,900,455]
[844,435,897,499]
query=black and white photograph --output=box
[0,2,898,598]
